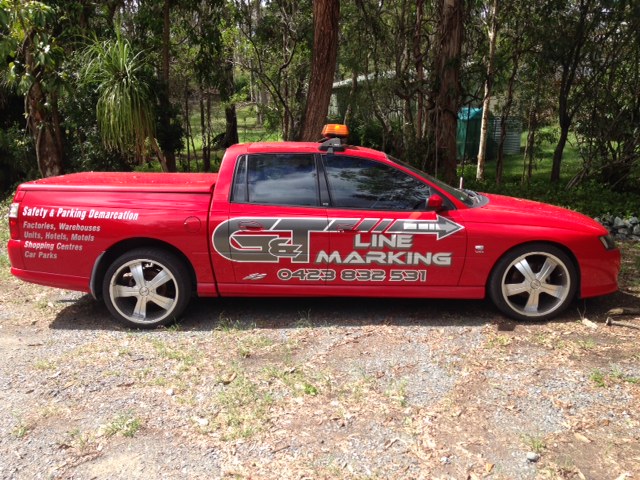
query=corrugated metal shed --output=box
[491,117,522,155]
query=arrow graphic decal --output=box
[386,216,464,240]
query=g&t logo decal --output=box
[212,216,464,265]
[213,217,328,263]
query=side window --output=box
[323,155,431,210]
[233,154,318,206]
[231,156,247,202]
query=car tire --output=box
[488,243,577,322]
[102,248,192,328]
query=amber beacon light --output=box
[321,124,350,139]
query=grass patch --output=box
[12,420,31,439]
[216,312,256,332]
[0,195,13,277]
[532,333,566,351]
[486,334,512,348]
[215,370,274,440]
[262,365,324,398]
[609,368,640,385]
[521,434,546,454]
[236,333,274,359]
[103,412,142,438]
[576,338,596,350]
[150,339,199,367]
[385,378,408,407]
[66,428,95,452]
[589,369,606,388]
[34,359,58,371]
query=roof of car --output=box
[229,142,387,159]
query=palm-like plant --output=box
[81,31,167,170]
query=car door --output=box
[321,154,467,288]
[213,153,330,288]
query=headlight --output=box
[599,234,616,250]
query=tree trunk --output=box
[342,70,358,125]
[299,0,340,141]
[159,0,177,172]
[200,87,210,172]
[27,82,64,177]
[552,122,569,182]
[150,137,169,172]
[431,0,464,185]
[220,48,239,148]
[476,0,499,181]
[223,105,239,147]
[495,51,519,185]
[184,83,191,172]
[413,0,426,140]
[523,108,537,183]
[23,33,64,177]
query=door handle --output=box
[239,220,264,231]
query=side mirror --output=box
[427,194,444,211]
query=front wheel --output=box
[102,248,192,328]
[488,244,577,322]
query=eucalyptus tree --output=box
[428,0,464,185]
[234,0,314,140]
[540,0,625,183]
[570,0,640,189]
[299,0,339,141]
[475,0,499,182]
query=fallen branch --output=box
[606,307,640,316]
[605,317,640,330]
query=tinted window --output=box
[232,156,248,202]
[238,154,318,206]
[323,155,431,210]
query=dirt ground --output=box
[0,241,639,479]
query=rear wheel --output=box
[489,244,577,321]
[102,248,191,328]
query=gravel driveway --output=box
[1,244,639,479]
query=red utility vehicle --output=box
[7,126,620,327]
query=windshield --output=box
[387,155,476,207]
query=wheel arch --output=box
[486,240,581,292]
[90,238,197,300]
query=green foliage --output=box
[0,1,63,93]
[0,125,38,194]
[233,0,313,139]
[0,0,638,202]
[80,31,156,159]
[461,128,638,218]
[464,177,638,219]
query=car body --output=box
[7,129,620,327]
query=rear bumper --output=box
[10,267,90,293]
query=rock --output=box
[628,216,638,225]
[192,416,209,427]
[633,225,640,235]
[613,217,625,228]
[526,452,540,462]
